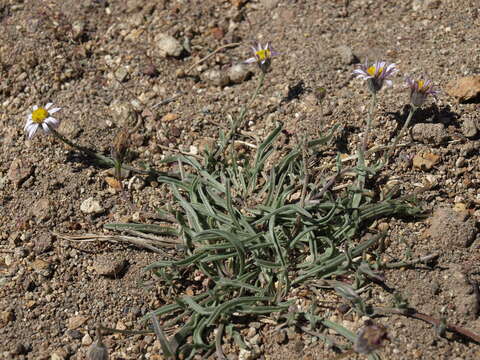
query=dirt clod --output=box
[202,68,230,87]
[7,158,33,188]
[93,255,128,277]
[31,197,53,221]
[335,45,357,65]
[156,33,183,58]
[448,264,478,319]
[461,117,479,138]
[0,310,15,328]
[428,207,477,248]
[228,63,252,84]
[2,1,480,359]
[80,197,105,215]
[411,123,447,145]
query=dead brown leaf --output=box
[412,153,440,170]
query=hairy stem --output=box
[211,71,265,162]
[384,105,417,163]
[363,91,377,153]
[373,307,480,343]
[352,93,377,210]
[49,126,177,178]
[383,253,439,269]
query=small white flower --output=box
[405,76,439,108]
[244,41,280,73]
[24,103,61,139]
[353,60,398,93]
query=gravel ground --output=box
[1,0,480,359]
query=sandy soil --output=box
[1,0,480,359]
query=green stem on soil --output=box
[114,159,123,181]
[383,253,439,269]
[363,91,377,154]
[384,105,417,163]
[292,136,310,237]
[373,307,480,343]
[309,167,353,202]
[352,92,377,210]
[215,323,227,360]
[49,126,177,179]
[49,127,112,166]
[210,71,266,162]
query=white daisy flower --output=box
[244,41,280,73]
[24,103,61,139]
[405,76,439,108]
[353,60,398,93]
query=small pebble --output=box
[93,255,128,277]
[0,310,15,326]
[68,315,88,330]
[228,64,252,84]
[455,157,465,168]
[156,33,183,57]
[461,118,478,138]
[80,198,104,215]
[335,45,357,65]
[82,333,93,346]
[202,69,230,87]
[411,123,447,145]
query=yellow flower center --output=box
[416,80,431,92]
[255,49,271,62]
[32,108,49,124]
[367,65,383,77]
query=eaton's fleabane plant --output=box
[211,40,279,162]
[351,60,398,210]
[406,76,438,108]
[353,60,398,94]
[22,101,156,180]
[244,41,279,73]
[385,76,440,161]
[25,103,61,139]
[22,43,466,359]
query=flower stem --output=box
[210,71,266,162]
[352,93,377,210]
[49,127,113,166]
[292,135,310,237]
[362,91,377,153]
[372,307,480,343]
[48,126,177,178]
[384,105,417,163]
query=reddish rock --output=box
[446,75,480,103]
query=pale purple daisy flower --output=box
[24,103,61,139]
[244,41,279,73]
[405,76,439,108]
[353,60,398,93]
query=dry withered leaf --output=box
[105,176,123,192]
[111,129,130,163]
[230,0,248,8]
[210,26,225,40]
[412,152,440,170]
[161,113,180,122]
